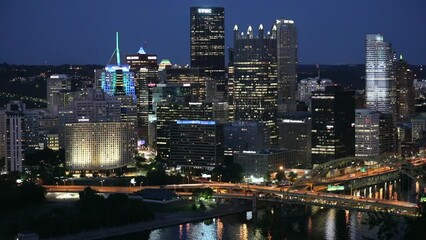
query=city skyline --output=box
[1,0,425,65]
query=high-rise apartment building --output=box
[232,24,278,143]
[190,7,226,94]
[311,86,355,165]
[0,101,25,173]
[276,19,297,104]
[365,34,396,116]
[355,109,380,157]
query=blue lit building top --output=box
[176,120,216,125]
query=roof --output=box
[134,188,178,201]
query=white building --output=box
[365,34,396,116]
[64,121,136,170]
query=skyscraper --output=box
[126,47,158,136]
[190,7,225,94]
[311,86,355,165]
[276,19,297,104]
[47,74,72,117]
[365,34,396,116]
[0,101,25,173]
[355,109,380,157]
[232,24,278,144]
[100,32,136,99]
[395,55,415,122]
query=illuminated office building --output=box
[100,32,136,99]
[355,109,380,157]
[365,34,396,116]
[126,47,158,136]
[64,121,136,170]
[395,55,415,122]
[169,120,223,169]
[276,19,297,104]
[232,24,278,143]
[190,7,226,94]
[311,86,355,165]
[159,67,210,102]
[156,102,213,160]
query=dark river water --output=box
[107,205,409,240]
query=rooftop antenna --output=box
[316,64,320,79]
[107,32,121,65]
[116,32,121,65]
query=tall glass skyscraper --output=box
[365,34,395,116]
[276,19,297,104]
[190,7,225,94]
[231,24,278,144]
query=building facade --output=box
[190,7,226,93]
[64,121,136,170]
[395,55,415,123]
[365,34,396,116]
[169,120,223,169]
[232,24,278,143]
[276,19,297,105]
[311,86,355,165]
[355,109,380,157]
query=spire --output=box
[116,32,121,66]
[233,25,238,31]
[138,47,146,54]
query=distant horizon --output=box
[1,62,425,67]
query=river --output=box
[104,204,409,240]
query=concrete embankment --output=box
[42,201,252,240]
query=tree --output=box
[275,172,286,182]
[193,188,213,201]
[288,171,298,182]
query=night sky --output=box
[1,0,425,65]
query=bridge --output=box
[43,155,426,218]
[44,182,421,218]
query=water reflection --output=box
[145,206,408,240]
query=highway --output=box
[44,182,421,217]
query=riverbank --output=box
[41,200,253,240]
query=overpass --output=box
[44,182,421,217]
